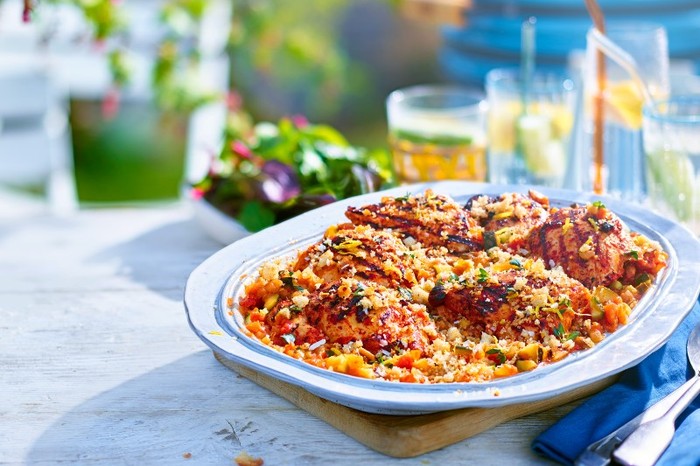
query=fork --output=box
[574,377,696,466]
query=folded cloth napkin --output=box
[533,298,700,466]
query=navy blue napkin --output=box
[533,299,700,466]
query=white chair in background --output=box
[0,63,78,215]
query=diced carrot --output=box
[395,354,414,369]
[604,302,620,330]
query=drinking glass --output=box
[386,85,487,183]
[582,22,669,201]
[643,95,700,235]
[485,68,577,188]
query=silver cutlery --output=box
[612,322,700,466]
[575,321,700,466]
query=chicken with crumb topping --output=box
[303,280,437,354]
[345,190,483,253]
[294,223,420,288]
[528,203,641,288]
[466,191,550,252]
[428,263,592,341]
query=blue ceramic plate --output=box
[184,181,700,414]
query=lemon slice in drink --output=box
[516,114,565,177]
[605,81,644,129]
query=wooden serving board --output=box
[214,352,615,458]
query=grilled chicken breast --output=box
[428,262,592,338]
[303,280,437,354]
[294,223,418,288]
[345,190,482,253]
[527,204,635,288]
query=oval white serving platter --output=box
[184,180,700,415]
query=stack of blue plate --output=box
[441,0,700,86]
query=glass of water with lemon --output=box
[643,95,700,235]
[386,85,488,183]
[583,23,669,201]
[485,68,576,188]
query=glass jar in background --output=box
[386,85,487,183]
[583,23,669,201]
[643,95,700,235]
[485,68,576,188]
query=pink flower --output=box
[22,0,33,22]
[226,91,243,112]
[190,187,206,200]
[290,114,309,128]
[102,88,120,120]
[230,140,253,159]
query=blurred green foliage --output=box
[229,0,371,118]
[13,0,439,203]
[70,100,188,203]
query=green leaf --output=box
[486,348,506,365]
[236,201,276,232]
[296,144,328,180]
[553,323,566,339]
[301,124,348,146]
[398,287,413,301]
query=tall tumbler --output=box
[582,22,669,201]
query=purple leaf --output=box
[258,160,301,203]
[351,165,383,194]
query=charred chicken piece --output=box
[345,190,482,253]
[527,203,637,288]
[302,280,437,354]
[429,266,591,339]
[294,223,418,288]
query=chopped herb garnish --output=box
[281,333,296,345]
[398,287,413,301]
[559,297,572,309]
[289,305,302,314]
[626,250,639,260]
[567,331,580,341]
[553,323,566,339]
[477,268,489,283]
[353,284,366,297]
[486,348,506,365]
[592,200,606,209]
[634,273,651,286]
[395,193,411,202]
[448,273,460,282]
[279,271,304,291]
[281,276,294,287]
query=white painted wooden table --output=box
[0,197,577,465]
